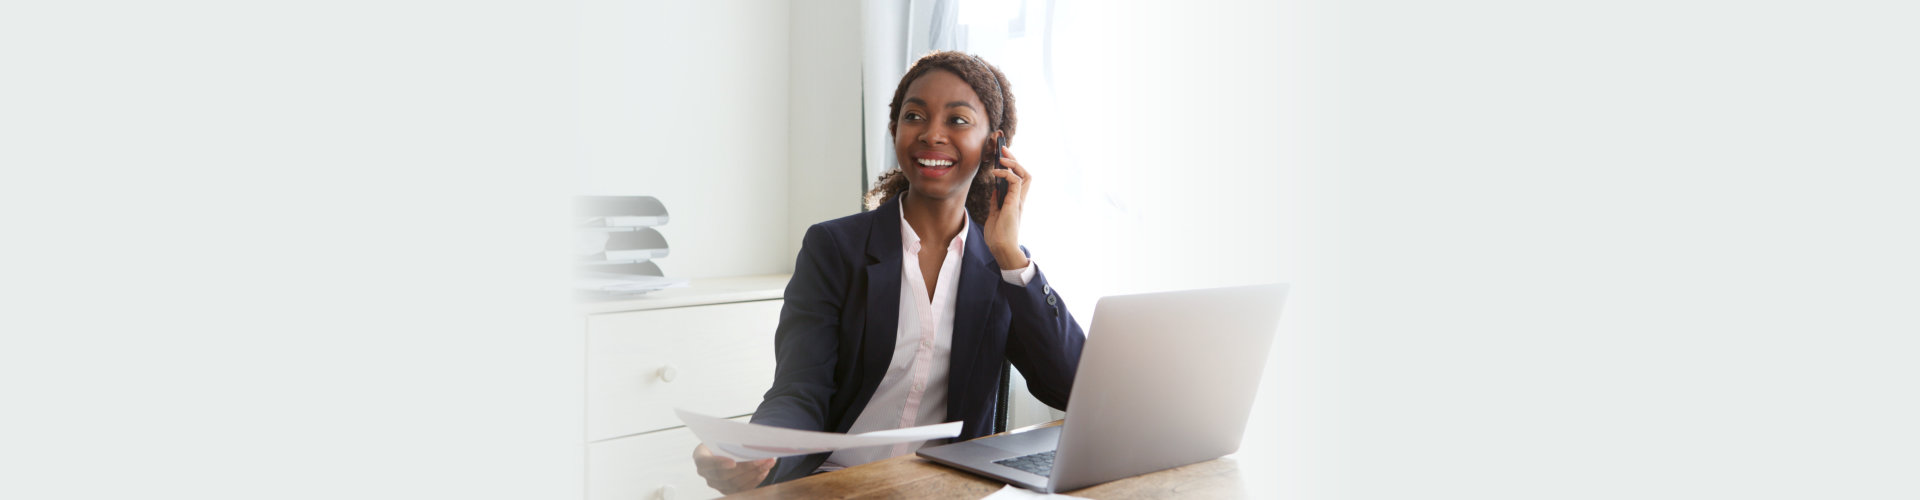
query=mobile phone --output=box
[986,133,1007,208]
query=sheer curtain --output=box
[936,0,1294,320]
[860,0,962,195]
[949,1,1084,427]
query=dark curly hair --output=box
[863,51,1017,224]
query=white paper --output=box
[579,215,668,227]
[981,485,1089,500]
[676,408,963,461]
[574,273,688,294]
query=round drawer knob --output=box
[655,485,676,500]
[656,365,678,383]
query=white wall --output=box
[5,1,583,498]
[786,0,867,260]
[575,0,868,278]
[1280,1,1920,498]
[575,0,792,279]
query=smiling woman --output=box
[865,52,1018,225]
[690,51,1085,494]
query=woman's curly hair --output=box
[863,51,1017,224]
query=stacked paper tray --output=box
[576,196,680,297]
[579,227,670,265]
[576,196,669,229]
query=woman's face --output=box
[892,69,992,204]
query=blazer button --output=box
[1047,294,1056,306]
[1043,283,1050,294]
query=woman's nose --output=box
[919,125,949,145]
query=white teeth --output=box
[916,158,953,167]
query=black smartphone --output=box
[986,133,1008,208]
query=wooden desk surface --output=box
[724,421,1260,499]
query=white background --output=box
[4,1,1916,498]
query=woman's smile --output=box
[912,150,958,178]
[890,69,990,201]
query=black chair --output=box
[994,360,1011,433]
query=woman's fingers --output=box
[747,460,774,479]
[693,444,733,474]
[716,460,773,492]
[999,147,1030,180]
[720,464,757,483]
[694,444,765,490]
[731,459,772,476]
[979,146,1028,267]
[996,154,1031,206]
[987,169,1022,213]
[697,452,772,494]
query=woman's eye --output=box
[950,116,970,125]
[903,112,923,121]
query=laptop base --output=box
[916,425,1062,492]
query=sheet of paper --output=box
[574,273,688,294]
[981,484,1090,500]
[676,408,963,461]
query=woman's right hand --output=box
[692,444,775,495]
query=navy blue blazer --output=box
[749,195,1086,485]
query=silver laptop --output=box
[917,283,1288,493]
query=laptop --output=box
[917,283,1289,493]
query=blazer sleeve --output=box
[999,246,1087,410]
[750,224,847,480]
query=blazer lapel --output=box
[848,196,903,431]
[946,218,1001,424]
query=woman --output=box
[692,51,1086,493]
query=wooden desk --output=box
[724,421,1261,499]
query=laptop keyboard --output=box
[993,450,1056,477]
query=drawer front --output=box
[588,418,746,500]
[588,300,781,441]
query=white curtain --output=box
[936,0,1293,309]
[860,0,963,193]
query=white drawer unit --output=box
[577,274,788,500]
[587,416,750,500]
[587,299,783,441]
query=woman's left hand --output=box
[982,145,1031,270]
